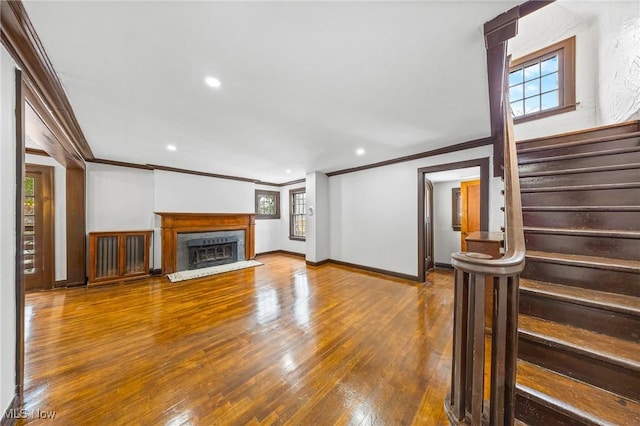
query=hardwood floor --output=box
[20,254,455,425]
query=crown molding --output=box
[1,0,93,160]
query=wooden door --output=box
[24,165,54,291]
[460,179,480,252]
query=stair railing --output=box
[444,100,526,425]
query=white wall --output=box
[432,180,462,265]
[595,1,640,123]
[254,184,281,254]
[329,145,501,277]
[306,172,330,263]
[511,1,640,140]
[280,183,306,255]
[1,46,18,414]
[26,154,67,281]
[86,163,155,232]
[153,170,253,214]
[510,3,598,140]
[86,165,284,268]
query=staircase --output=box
[514,121,640,424]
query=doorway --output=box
[424,178,434,271]
[417,158,490,282]
[460,179,481,252]
[24,164,55,291]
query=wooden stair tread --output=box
[522,205,640,211]
[523,227,640,239]
[519,162,640,178]
[519,145,640,165]
[520,182,640,193]
[526,250,640,273]
[520,278,640,316]
[517,131,640,154]
[519,315,640,372]
[516,360,640,425]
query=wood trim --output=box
[88,230,152,287]
[417,158,490,282]
[24,147,48,157]
[435,262,454,270]
[256,250,305,258]
[87,158,153,171]
[155,213,256,274]
[14,67,25,410]
[483,0,556,177]
[23,80,84,169]
[327,259,420,283]
[512,103,578,124]
[24,164,55,291]
[0,0,93,160]
[151,164,257,184]
[256,178,306,187]
[66,168,86,287]
[87,159,307,187]
[327,137,493,177]
[306,259,331,267]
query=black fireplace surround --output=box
[187,236,239,270]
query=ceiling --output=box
[23,1,521,183]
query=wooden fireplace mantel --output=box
[155,212,256,274]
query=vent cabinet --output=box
[88,230,152,286]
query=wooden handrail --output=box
[451,109,525,275]
[445,96,525,425]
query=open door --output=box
[24,164,55,291]
[460,179,480,251]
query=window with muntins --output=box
[255,190,280,219]
[289,188,306,240]
[509,36,575,123]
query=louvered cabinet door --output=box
[88,231,151,286]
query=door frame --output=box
[24,164,55,291]
[424,178,434,272]
[417,158,490,282]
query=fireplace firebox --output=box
[187,236,238,269]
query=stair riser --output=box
[519,292,640,341]
[518,136,640,160]
[516,393,589,426]
[524,233,640,261]
[521,187,640,207]
[522,210,640,231]
[519,150,640,174]
[519,338,640,402]
[522,260,640,297]
[516,123,639,150]
[520,168,640,188]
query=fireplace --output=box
[155,213,256,274]
[187,236,238,269]
[176,230,245,271]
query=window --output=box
[289,188,306,240]
[255,190,280,219]
[509,36,575,123]
[452,188,461,231]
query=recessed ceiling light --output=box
[205,76,221,89]
[166,144,177,151]
[286,169,292,174]
[356,148,365,156]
